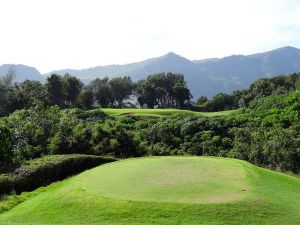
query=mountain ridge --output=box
[2,46,300,98]
[0,64,45,83]
[45,46,300,98]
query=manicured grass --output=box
[101,108,236,117]
[82,157,249,204]
[0,156,299,225]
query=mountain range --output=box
[0,64,45,83]
[2,46,300,98]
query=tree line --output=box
[195,72,300,111]
[4,69,299,116]
[0,71,191,116]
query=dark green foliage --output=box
[8,104,61,160]
[200,93,235,111]
[4,91,300,172]
[108,76,134,107]
[10,80,48,110]
[70,108,108,122]
[144,114,233,157]
[45,74,83,108]
[229,126,300,171]
[199,72,300,112]
[46,74,65,107]
[136,73,192,108]
[0,154,116,197]
[0,69,14,116]
[2,71,300,175]
[229,92,300,171]
[77,87,94,109]
[6,105,142,161]
[89,117,143,158]
[89,77,112,107]
[0,125,13,172]
[2,72,193,113]
[139,92,300,171]
[63,74,83,107]
[236,91,300,127]
[196,96,208,105]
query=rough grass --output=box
[101,108,236,118]
[0,156,299,225]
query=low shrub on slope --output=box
[0,154,116,197]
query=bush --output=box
[229,126,300,172]
[69,108,109,122]
[0,125,12,172]
[0,154,116,197]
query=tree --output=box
[46,74,65,107]
[136,73,191,108]
[136,80,156,108]
[63,74,83,107]
[0,66,15,116]
[90,77,112,107]
[201,93,234,111]
[196,96,208,105]
[0,124,13,172]
[173,82,192,108]
[77,88,94,109]
[11,80,48,110]
[8,104,61,160]
[108,76,134,107]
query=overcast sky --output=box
[1,0,300,73]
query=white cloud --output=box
[0,0,300,73]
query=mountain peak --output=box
[160,52,182,58]
[158,52,192,63]
[271,46,300,53]
[165,51,178,56]
[279,46,299,50]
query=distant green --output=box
[101,108,236,117]
[0,156,299,225]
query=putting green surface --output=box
[82,157,249,203]
[0,156,300,225]
[100,108,236,117]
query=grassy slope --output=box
[101,108,236,117]
[0,157,299,225]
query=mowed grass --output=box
[101,108,236,117]
[0,157,300,225]
[82,157,249,204]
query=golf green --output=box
[81,157,249,203]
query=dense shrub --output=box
[0,124,13,172]
[69,108,109,122]
[8,105,61,160]
[197,72,300,112]
[3,90,300,174]
[7,106,140,160]
[0,154,116,197]
[229,126,300,171]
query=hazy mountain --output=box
[3,47,300,98]
[46,46,300,98]
[193,46,300,94]
[0,64,45,83]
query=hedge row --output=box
[0,154,116,196]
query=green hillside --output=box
[101,108,236,117]
[0,157,299,225]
